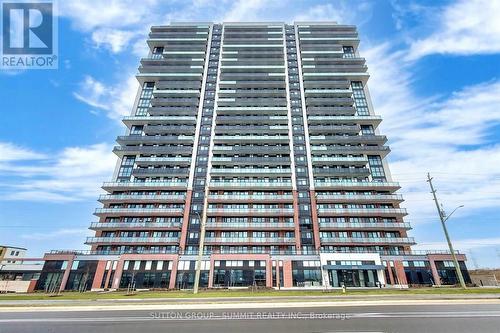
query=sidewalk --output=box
[1,292,499,311]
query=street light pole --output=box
[427,173,467,289]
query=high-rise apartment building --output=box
[37,23,470,291]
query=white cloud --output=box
[91,28,137,53]
[0,142,46,162]
[74,75,139,120]
[0,143,116,202]
[363,42,500,226]
[221,0,274,22]
[406,0,500,60]
[294,2,371,23]
[60,0,160,31]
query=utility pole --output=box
[427,173,467,289]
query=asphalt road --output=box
[1,303,499,333]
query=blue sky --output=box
[1,0,499,268]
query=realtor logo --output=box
[1,1,58,69]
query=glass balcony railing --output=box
[206,208,294,215]
[210,168,292,174]
[312,156,367,163]
[320,237,415,244]
[210,180,293,188]
[204,237,296,243]
[102,182,188,189]
[314,181,400,190]
[135,157,192,163]
[214,135,289,141]
[85,237,180,244]
[317,208,408,215]
[308,115,382,122]
[319,222,412,229]
[94,208,184,215]
[89,222,182,229]
[208,194,293,201]
[205,222,295,229]
[98,194,186,202]
[316,194,404,202]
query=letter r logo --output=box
[2,2,53,54]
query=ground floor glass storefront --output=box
[328,268,380,287]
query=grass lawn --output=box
[0,287,499,301]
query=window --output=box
[368,155,386,181]
[343,46,355,58]
[178,261,191,270]
[351,81,369,115]
[136,82,154,115]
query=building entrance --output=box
[328,268,379,287]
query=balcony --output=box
[216,115,288,125]
[307,115,382,126]
[208,194,293,202]
[89,222,182,230]
[312,168,370,177]
[316,194,404,203]
[85,237,180,244]
[211,156,291,166]
[212,145,290,154]
[122,116,197,128]
[204,237,296,244]
[215,106,287,115]
[302,79,351,89]
[308,124,360,134]
[143,125,195,135]
[303,88,353,98]
[309,135,387,145]
[210,168,292,176]
[102,181,188,191]
[134,157,192,165]
[151,97,200,107]
[94,207,184,217]
[132,168,189,177]
[113,145,193,156]
[209,180,293,189]
[317,208,407,217]
[219,80,286,89]
[206,207,294,216]
[313,181,400,192]
[136,72,203,84]
[213,135,290,144]
[116,135,194,145]
[319,222,412,230]
[302,71,369,83]
[310,145,391,157]
[216,125,289,134]
[320,237,415,245]
[305,97,354,107]
[206,222,296,230]
[311,156,368,165]
[98,194,186,203]
[153,89,201,98]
